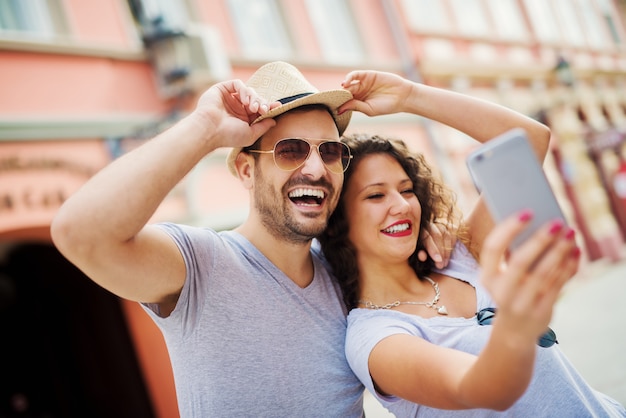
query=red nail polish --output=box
[564,228,576,240]
[519,210,533,222]
[572,247,581,258]
[549,220,564,234]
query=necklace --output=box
[359,276,448,315]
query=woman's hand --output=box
[338,71,416,117]
[479,210,580,345]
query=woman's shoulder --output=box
[433,241,480,281]
[347,308,413,333]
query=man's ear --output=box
[235,152,255,189]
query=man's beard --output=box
[253,173,336,244]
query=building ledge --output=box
[0,115,158,141]
[0,37,146,61]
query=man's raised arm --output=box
[51,80,277,309]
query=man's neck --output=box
[235,223,315,288]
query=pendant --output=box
[437,305,448,315]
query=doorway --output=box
[0,243,155,418]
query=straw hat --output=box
[226,61,353,176]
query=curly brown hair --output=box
[319,134,462,311]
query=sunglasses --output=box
[247,138,352,174]
[476,307,558,348]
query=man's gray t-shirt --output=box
[141,223,364,417]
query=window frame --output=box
[304,0,364,64]
[226,0,292,59]
[400,0,454,36]
[0,0,69,40]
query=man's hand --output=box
[193,79,281,150]
[418,222,456,269]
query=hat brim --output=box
[227,89,353,176]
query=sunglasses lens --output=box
[538,327,558,348]
[477,307,558,348]
[272,139,350,173]
[476,308,496,326]
[274,139,311,171]
[319,142,350,173]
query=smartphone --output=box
[466,128,566,250]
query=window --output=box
[0,0,67,39]
[523,0,561,43]
[485,0,529,42]
[128,0,190,36]
[575,0,611,49]
[304,0,363,64]
[554,0,587,47]
[596,0,624,46]
[401,0,452,34]
[449,0,490,38]
[227,0,291,58]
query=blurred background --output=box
[1,1,626,416]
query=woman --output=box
[320,71,626,416]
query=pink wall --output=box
[122,300,179,418]
[64,0,136,47]
[0,51,166,116]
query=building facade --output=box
[1,1,625,416]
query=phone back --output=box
[466,128,566,249]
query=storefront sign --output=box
[0,141,109,235]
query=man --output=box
[51,62,446,416]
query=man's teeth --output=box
[289,188,325,199]
[383,223,410,233]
